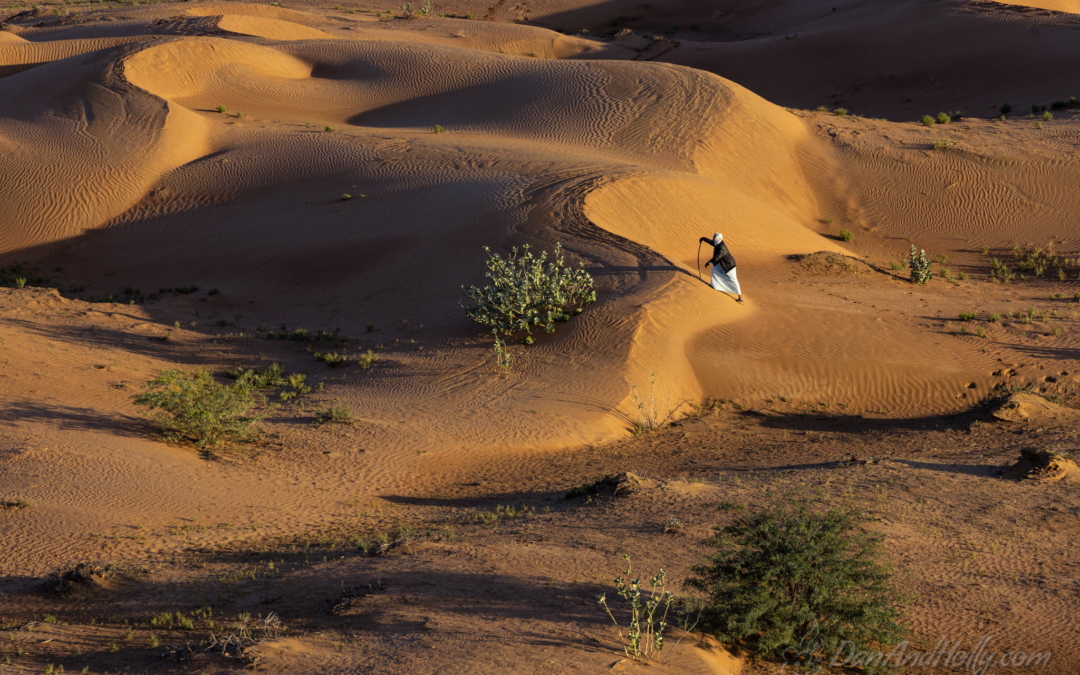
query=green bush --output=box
[133,370,265,447]
[838,229,854,242]
[463,244,596,366]
[686,502,905,665]
[935,112,951,124]
[909,245,932,285]
[920,115,935,127]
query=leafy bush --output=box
[920,115,934,127]
[959,310,977,321]
[1043,110,1053,121]
[833,108,848,116]
[133,370,265,447]
[935,112,951,124]
[931,139,954,150]
[838,229,854,242]
[990,258,1015,282]
[463,244,596,366]
[909,245,931,285]
[686,502,905,664]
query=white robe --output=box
[711,265,741,295]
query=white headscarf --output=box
[713,233,723,245]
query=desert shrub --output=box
[990,258,1015,282]
[399,0,430,18]
[959,310,977,321]
[215,105,226,114]
[463,244,596,365]
[920,115,935,127]
[686,502,905,666]
[133,370,265,447]
[230,362,287,388]
[889,261,904,271]
[356,350,379,369]
[315,406,353,425]
[957,270,969,281]
[989,312,1001,321]
[931,139,954,150]
[597,556,675,661]
[314,351,347,367]
[838,229,854,242]
[833,108,848,116]
[909,245,931,285]
[935,112,951,124]
[433,124,445,134]
[1043,110,1053,121]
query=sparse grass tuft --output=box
[315,406,353,425]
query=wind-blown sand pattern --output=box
[2,1,1080,673]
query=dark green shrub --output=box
[133,370,265,447]
[839,229,854,242]
[919,115,934,127]
[935,112,951,124]
[686,502,905,665]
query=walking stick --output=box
[696,240,703,282]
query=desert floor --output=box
[2,0,1080,673]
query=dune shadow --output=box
[892,459,999,477]
[0,400,150,439]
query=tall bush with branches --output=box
[463,244,596,367]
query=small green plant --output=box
[314,351,347,367]
[315,406,353,425]
[976,326,987,338]
[341,194,352,201]
[980,246,990,254]
[433,124,445,134]
[215,105,226,113]
[889,261,904,271]
[597,556,675,661]
[133,370,265,448]
[1043,110,1053,121]
[989,312,1001,321]
[931,139,954,150]
[990,258,1015,282]
[148,634,159,648]
[123,628,134,640]
[909,245,931,285]
[838,229,854,242]
[920,115,935,127]
[956,270,968,280]
[686,501,905,664]
[356,350,379,369]
[940,268,954,283]
[14,277,26,288]
[1051,325,1063,336]
[833,108,848,116]
[43,615,58,624]
[959,310,977,321]
[324,125,338,133]
[935,112,951,124]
